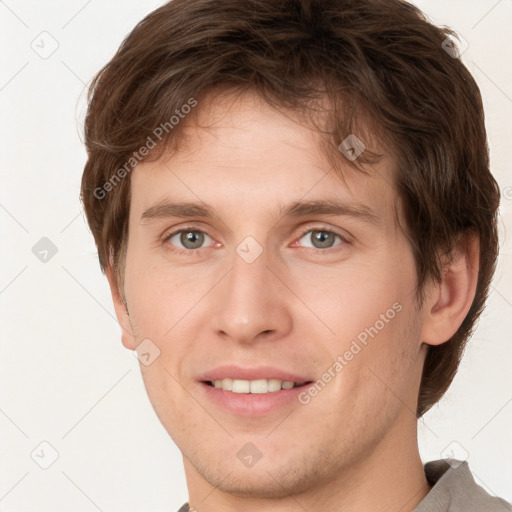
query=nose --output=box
[210,244,293,345]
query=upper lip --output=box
[198,365,313,383]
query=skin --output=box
[107,90,479,511]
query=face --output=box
[119,91,429,499]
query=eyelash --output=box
[162,225,350,256]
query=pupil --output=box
[182,231,204,249]
[313,231,334,248]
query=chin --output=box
[197,464,313,499]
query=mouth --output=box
[197,365,314,416]
[203,378,312,394]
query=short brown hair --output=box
[80,0,500,417]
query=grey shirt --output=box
[415,459,511,511]
[178,459,512,511]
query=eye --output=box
[296,228,347,250]
[165,229,214,251]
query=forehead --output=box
[130,90,400,227]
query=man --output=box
[80,0,511,510]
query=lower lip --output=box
[198,382,309,417]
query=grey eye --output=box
[169,230,211,250]
[299,230,342,249]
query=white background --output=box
[0,1,511,510]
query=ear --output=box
[421,233,480,346]
[105,266,137,350]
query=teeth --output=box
[232,379,250,393]
[211,378,303,393]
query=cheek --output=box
[329,300,421,419]
[306,256,420,413]
[124,259,203,339]
[288,254,410,340]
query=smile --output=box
[206,378,308,394]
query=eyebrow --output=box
[141,201,219,222]
[140,199,379,225]
[281,199,378,224]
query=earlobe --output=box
[421,233,480,346]
[105,266,137,350]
